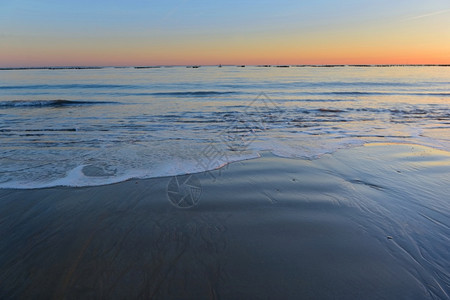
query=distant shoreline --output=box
[1,64,449,70]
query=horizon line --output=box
[1,64,450,70]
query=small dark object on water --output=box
[387,236,393,240]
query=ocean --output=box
[0,65,449,188]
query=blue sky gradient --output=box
[1,0,449,66]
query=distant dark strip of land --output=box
[1,64,449,70]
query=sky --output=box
[1,0,449,67]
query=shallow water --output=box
[0,66,449,188]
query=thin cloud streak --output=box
[402,9,450,21]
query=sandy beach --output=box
[0,143,449,299]
[2,0,449,298]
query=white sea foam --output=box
[0,148,260,189]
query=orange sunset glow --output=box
[1,1,449,67]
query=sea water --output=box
[0,66,449,188]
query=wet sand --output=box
[0,143,449,299]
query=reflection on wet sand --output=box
[0,144,449,299]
